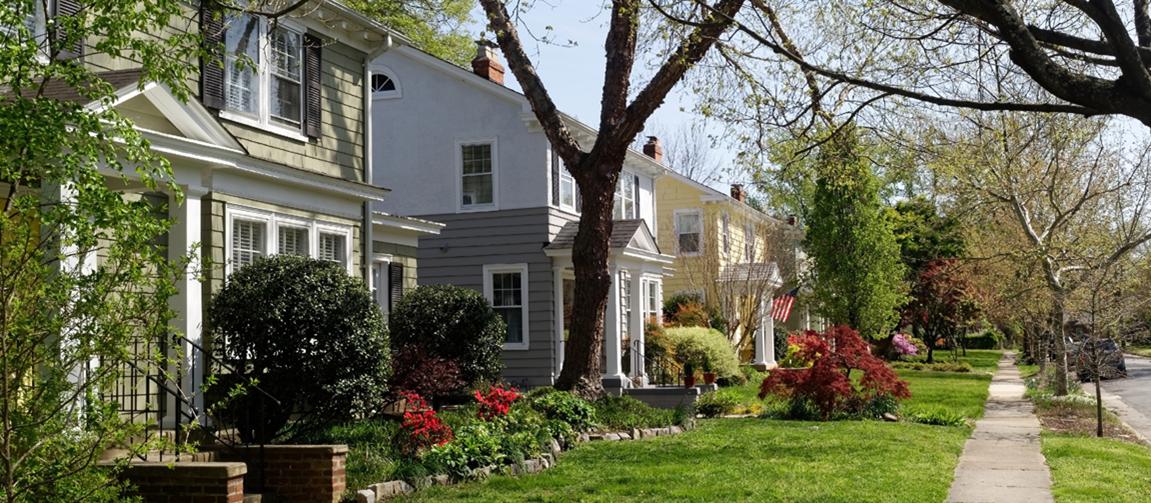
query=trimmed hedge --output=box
[390,285,505,389]
[964,329,1004,349]
[663,327,741,380]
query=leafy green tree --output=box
[889,197,965,275]
[1,0,207,500]
[806,126,907,339]
[348,0,475,66]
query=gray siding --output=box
[416,207,570,388]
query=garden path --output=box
[946,352,1054,503]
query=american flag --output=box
[771,288,798,322]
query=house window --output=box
[277,225,309,256]
[227,207,352,275]
[0,2,40,39]
[641,279,660,324]
[461,143,494,208]
[744,223,756,261]
[675,209,702,255]
[559,162,580,212]
[620,270,632,341]
[318,232,347,265]
[232,219,266,268]
[613,172,636,219]
[223,14,304,130]
[370,72,401,99]
[484,264,529,349]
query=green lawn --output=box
[404,418,970,502]
[1127,345,1151,358]
[1043,433,1151,503]
[400,353,1000,501]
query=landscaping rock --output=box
[355,489,376,503]
[603,433,620,441]
[883,413,899,422]
[428,474,450,486]
[631,428,642,439]
[372,480,414,500]
[524,459,543,473]
[473,466,493,479]
[670,426,683,435]
[618,432,632,440]
[578,433,590,442]
[549,438,563,455]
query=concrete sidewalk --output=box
[946,353,1054,503]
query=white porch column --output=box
[754,295,775,369]
[553,266,565,381]
[168,187,205,425]
[802,305,811,331]
[628,271,646,386]
[603,266,627,387]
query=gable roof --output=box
[546,219,661,254]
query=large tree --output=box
[478,0,746,395]
[347,0,474,66]
[806,126,907,339]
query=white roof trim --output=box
[372,211,445,235]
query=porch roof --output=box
[718,262,784,287]
[544,219,674,267]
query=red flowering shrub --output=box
[758,325,911,420]
[397,392,453,457]
[474,385,520,420]
[391,344,466,404]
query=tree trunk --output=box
[1052,291,1069,396]
[1094,372,1104,437]
[554,168,619,398]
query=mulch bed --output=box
[1034,402,1144,444]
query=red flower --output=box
[474,385,520,420]
[398,392,453,457]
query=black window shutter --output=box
[303,33,323,138]
[199,1,225,110]
[387,263,404,311]
[551,153,560,206]
[51,0,84,61]
[632,174,641,218]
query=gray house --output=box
[368,43,674,388]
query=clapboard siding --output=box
[415,208,562,388]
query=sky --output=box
[464,2,736,189]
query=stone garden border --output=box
[354,423,695,503]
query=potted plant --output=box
[701,355,717,385]
[683,361,696,388]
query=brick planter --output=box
[221,445,348,503]
[118,461,247,503]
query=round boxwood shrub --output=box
[663,326,741,380]
[389,285,505,390]
[208,255,389,443]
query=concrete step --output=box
[243,494,262,503]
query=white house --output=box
[368,43,674,390]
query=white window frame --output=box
[371,256,392,317]
[674,208,703,256]
[641,277,661,324]
[369,65,402,99]
[2,1,47,61]
[558,158,580,213]
[218,14,308,142]
[613,170,636,220]
[457,139,498,211]
[225,206,353,277]
[483,263,530,350]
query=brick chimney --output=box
[787,214,797,225]
[642,136,663,163]
[472,40,505,85]
[730,183,745,202]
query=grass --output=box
[1127,345,1151,358]
[403,418,970,502]
[1043,433,1151,503]
[397,351,1002,501]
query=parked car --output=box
[1075,338,1128,381]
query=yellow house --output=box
[654,167,804,368]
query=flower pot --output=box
[684,374,696,388]
[702,372,717,385]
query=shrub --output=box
[208,255,389,443]
[391,345,466,405]
[526,388,597,432]
[397,392,453,458]
[593,396,685,430]
[758,325,911,421]
[663,327,741,380]
[475,386,520,420]
[892,333,918,356]
[696,390,741,418]
[662,292,726,331]
[964,328,1004,349]
[903,406,968,427]
[390,285,505,390]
